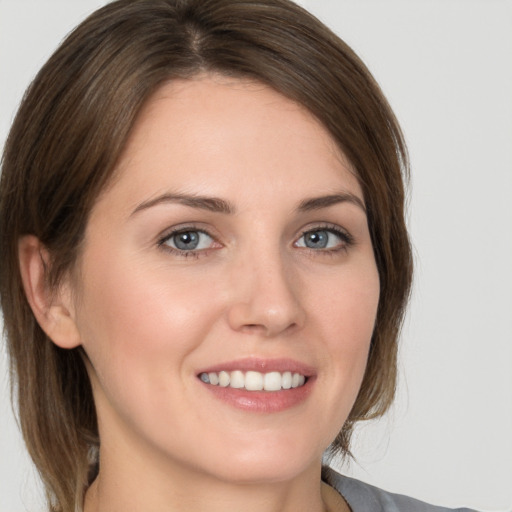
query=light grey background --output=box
[1,1,511,511]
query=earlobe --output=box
[18,235,81,349]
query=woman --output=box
[0,1,478,511]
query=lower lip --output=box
[200,377,315,413]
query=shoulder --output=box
[323,467,478,512]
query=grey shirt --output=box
[325,467,477,512]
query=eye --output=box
[295,227,351,251]
[161,230,215,252]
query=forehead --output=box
[99,75,362,215]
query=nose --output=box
[226,249,306,337]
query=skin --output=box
[20,75,379,511]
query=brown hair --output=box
[0,0,412,510]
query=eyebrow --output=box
[131,193,235,216]
[297,193,366,213]
[130,190,366,217]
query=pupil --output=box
[306,231,328,248]
[175,231,199,250]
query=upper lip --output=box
[197,358,316,377]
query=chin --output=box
[184,431,325,485]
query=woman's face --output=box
[70,76,379,484]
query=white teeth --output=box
[199,370,307,391]
[218,371,230,387]
[282,371,292,389]
[245,371,263,391]
[230,370,244,389]
[263,371,282,391]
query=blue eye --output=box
[162,230,214,251]
[296,228,349,250]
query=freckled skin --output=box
[72,76,379,512]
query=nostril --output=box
[240,323,267,334]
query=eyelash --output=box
[157,226,215,259]
[157,223,354,259]
[296,224,355,255]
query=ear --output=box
[18,235,81,349]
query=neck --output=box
[84,456,330,512]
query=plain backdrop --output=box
[1,1,511,511]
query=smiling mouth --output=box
[198,370,307,391]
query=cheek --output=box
[316,262,379,347]
[310,261,380,400]
[74,253,232,448]
[80,250,213,338]
[74,251,223,399]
